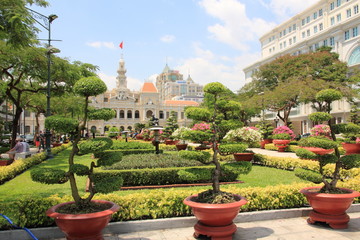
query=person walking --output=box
[37,131,45,153]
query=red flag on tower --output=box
[119,41,123,49]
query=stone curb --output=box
[1,204,359,240]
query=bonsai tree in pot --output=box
[183,82,251,239]
[162,110,179,144]
[218,143,250,161]
[295,89,360,229]
[185,122,213,149]
[256,121,274,149]
[171,126,191,150]
[272,126,295,152]
[30,76,123,239]
[334,122,360,155]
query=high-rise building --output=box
[244,0,360,134]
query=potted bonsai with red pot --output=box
[183,82,250,240]
[30,77,123,239]
[171,126,191,151]
[296,89,360,229]
[218,143,252,161]
[256,121,274,149]
[334,122,360,155]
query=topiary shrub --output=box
[78,137,113,155]
[298,136,338,149]
[294,168,322,184]
[218,143,248,155]
[295,148,318,160]
[97,151,123,167]
[178,150,211,164]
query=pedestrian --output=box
[6,138,26,160]
[38,131,45,153]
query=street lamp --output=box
[26,8,59,158]
[149,115,163,154]
[122,130,130,142]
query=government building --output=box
[244,0,360,134]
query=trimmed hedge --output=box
[110,141,153,150]
[94,149,161,158]
[264,143,299,152]
[0,144,70,185]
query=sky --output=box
[30,0,316,93]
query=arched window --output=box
[146,110,153,118]
[348,46,360,66]
[135,110,140,119]
[119,110,125,118]
[127,110,132,119]
[159,111,164,119]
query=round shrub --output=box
[45,115,78,133]
[298,136,338,149]
[78,137,113,154]
[340,154,360,170]
[92,173,123,194]
[308,112,332,122]
[69,164,89,176]
[295,148,318,160]
[294,168,322,184]
[97,152,123,167]
[177,168,212,183]
[218,143,248,155]
[74,76,107,97]
[30,168,68,184]
[220,161,252,181]
[178,151,211,164]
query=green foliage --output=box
[221,162,252,178]
[73,76,107,97]
[45,116,78,134]
[69,164,89,176]
[295,148,318,160]
[203,82,227,95]
[272,133,291,140]
[315,89,342,103]
[104,153,204,170]
[108,127,119,138]
[308,112,332,122]
[333,123,360,142]
[218,143,248,155]
[340,154,360,170]
[97,152,123,167]
[78,137,113,154]
[94,149,159,158]
[110,141,153,150]
[182,130,212,143]
[185,107,211,122]
[162,111,179,139]
[256,122,274,139]
[178,151,211,164]
[298,137,338,149]
[30,168,68,184]
[88,108,115,121]
[294,168,322,184]
[92,172,123,194]
[177,168,211,183]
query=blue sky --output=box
[30,0,315,92]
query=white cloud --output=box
[199,0,277,51]
[160,35,176,43]
[176,44,260,92]
[86,41,116,49]
[97,72,143,92]
[259,0,315,21]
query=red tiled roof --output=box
[164,100,199,106]
[141,82,158,93]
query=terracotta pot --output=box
[0,159,14,166]
[341,143,360,155]
[46,200,119,240]
[52,143,62,147]
[165,139,179,145]
[300,186,360,229]
[233,152,254,161]
[260,139,272,149]
[301,147,334,155]
[136,135,143,140]
[273,139,290,152]
[183,194,247,239]
[195,146,211,151]
[176,144,188,151]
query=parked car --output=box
[20,134,35,144]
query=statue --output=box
[150,115,159,126]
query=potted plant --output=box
[186,122,213,150]
[310,124,332,139]
[256,121,274,149]
[296,89,360,229]
[0,157,14,166]
[218,143,251,161]
[334,123,360,155]
[171,126,191,150]
[272,126,295,152]
[298,136,337,155]
[30,77,123,239]
[183,82,250,239]
[162,111,179,145]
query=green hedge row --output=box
[94,149,162,158]
[0,144,70,185]
[2,179,360,229]
[96,161,252,186]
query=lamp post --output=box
[26,8,59,158]
[122,130,130,142]
[274,117,279,128]
[149,115,163,154]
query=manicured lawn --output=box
[0,149,307,203]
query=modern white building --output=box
[244,0,360,134]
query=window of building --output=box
[330,36,335,46]
[313,12,318,19]
[337,13,341,22]
[288,26,292,33]
[293,24,296,31]
[315,43,319,50]
[289,38,292,45]
[104,97,108,102]
[159,111,164,119]
[336,0,341,7]
[347,9,352,18]
[24,110,31,117]
[302,19,305,26]
[127,110,132,119]
[119,110,125,118]
[293,36,296,43]
[314,25,318,33]
[319,23,323,31]
[307,29,310,36]
[135,110,140,119]
[306,16,310,23]
[355,5,359,14]
[323,39,328,46]
[302,32,305,38]
[25,126,30,134]
[309,45,313,52]
[280,43,283,49]
[331,17,335,25]
[283,29,286,36]
[319,9,323,16]
[330,2,335,10]
[279,31,282,38]
[353,27,358,37]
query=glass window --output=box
[288,26,292,33]
[330,2,335,10]
[347,9,351,18]
[314,26,318,33]
[306,16,310,23]
[315,43,319,50]
[336,0,341,7]
[307,29,310,36]
[302,19,305,26]
[293,24,296,31]
[280,31,282,37]
[127,110,132,119]
[280,43,283,49]
[319,9,323,16]
[353,27,358,37]
[330,37,335,46]
[135,110,140,119]
[319,23,323,31]
[331,17,335,25]
[284,41,287,48]
[313,12,318,19]
[355,5,359,14]
[119,110,125,118]
[302,32,305,38]
[323,39,328,46]
[293,36,296,43]
[337,14,341,22]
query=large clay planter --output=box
[341,142,360,155]
[301,147,334,155]
[195,146,211,151]
[233,152,254,162]
[46,200,119,240]
[165,139,179,145]
[300,186,360,229]
[273,139,290,152]
[183,194,247,240]
[176,143,188,151]
[260,139,272,149]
